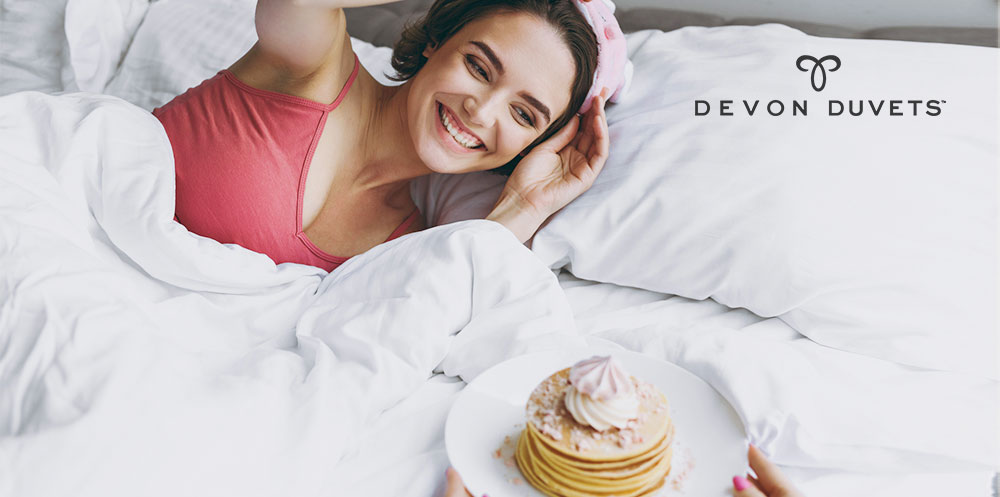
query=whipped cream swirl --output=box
[563,355,639,431]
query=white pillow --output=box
[529,25,997,378]
[410,171,506,227]
[104,0,399,110]
[0,0,70,95]
[62,0,150,93]
[0,0,148,96]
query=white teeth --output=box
[439,105,482,149]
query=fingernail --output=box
[733,475,751,491]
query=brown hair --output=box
[388,0,599,176]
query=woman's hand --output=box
[733,445,805,497]
[505,91,610,220]
[486,91,610,243]
[443,467,479,497]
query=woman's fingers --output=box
[569,111,587,149]
[590,96,609,168]
[573,98,598,153]
[443,467,475,497]
[747,444,800,496]
[579,94,609,180]
[733,475,768,497]
[537,113,579,154]
[733,444,805,497]
[574,93,605,159]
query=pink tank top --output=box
[153,54,419,272]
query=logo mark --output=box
[796,55,841,92]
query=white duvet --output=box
[0,91,588,496]
[1,91,995,497]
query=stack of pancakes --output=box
[515,368,675,497]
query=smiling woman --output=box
[153,0,608,274]
[387,0,600,175]
[406,11,577,171]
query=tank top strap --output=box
[328,53,360,111]
[385,208,421,242]
[217,52,359,112]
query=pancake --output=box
[518,423,675,494]
[514,366,674,497]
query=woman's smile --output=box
[435,101,485,153]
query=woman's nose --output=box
[463,92,500,128]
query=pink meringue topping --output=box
[568,355,635,401]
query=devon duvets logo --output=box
[796,55,841,92]
[694,54,945,117]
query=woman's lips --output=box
[436,102,485,153]
[440,103,484,145]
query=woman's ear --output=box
[422,42,438,58]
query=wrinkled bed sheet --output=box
[0,92,590,496]
[0,92,995,497]
[327,269,998,497]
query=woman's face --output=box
[406,11,576,174]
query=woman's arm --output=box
[253,0,403,75]
[485,191,548,245]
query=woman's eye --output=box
[514,107,535,127]
[465,55,488,80]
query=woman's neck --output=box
[346,77,431,203]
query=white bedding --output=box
[0,92,994,497]
[1,2,997,496]
[0,92,591,496]
[323,270,999,497]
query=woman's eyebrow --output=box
[470,40,552,124]
[470,40,505,75]
[519,94,551,124]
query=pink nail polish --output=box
[733,475,751,491]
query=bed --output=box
[1,1,997,496]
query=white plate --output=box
[445,347,747,496]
